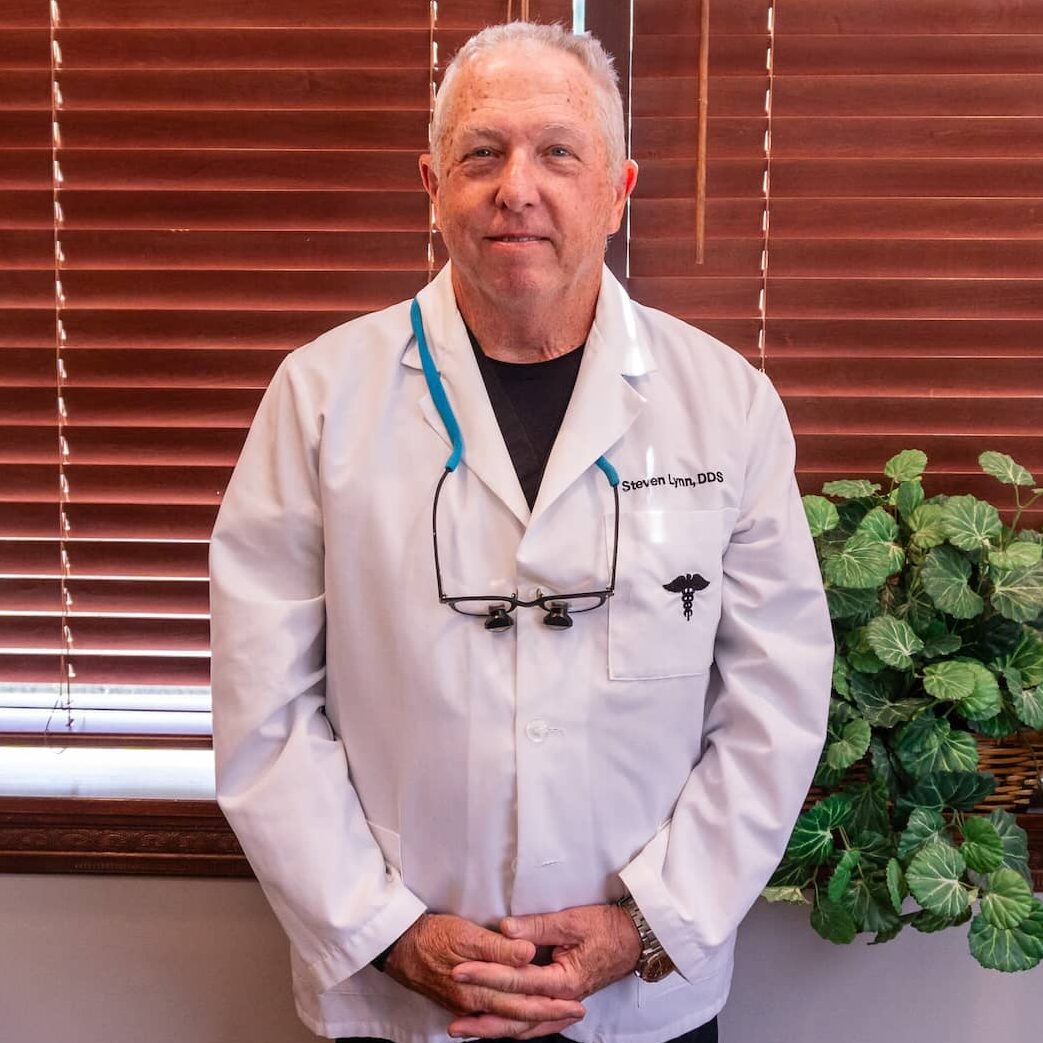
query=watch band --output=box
[616,892,676,982]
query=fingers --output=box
[512,1018,584,1040]
[448,1012,583,1039]
[463,923,536,967]
[452,960,572,999]
[501,911,579,947]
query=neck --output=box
[451,266,601,363]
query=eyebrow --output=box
[457,122,585,142]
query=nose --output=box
[494,151,540,212]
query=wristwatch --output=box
[616,892,676,983]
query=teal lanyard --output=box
[409,297,619,488]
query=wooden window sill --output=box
[1,795,1042,887]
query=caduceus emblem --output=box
[663,573,709,621]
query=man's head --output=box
[419,22,639,315]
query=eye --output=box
[467,147,495,159]
[548,145,574,158]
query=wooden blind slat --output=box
[0,502,219,539]
[0,577,210,614]
[0,425,245,466]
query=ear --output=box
[419,153,438,200]
[607,160,639,235]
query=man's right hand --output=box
[383,913,586,1037]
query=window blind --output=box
[0,0,570,749]
[628,0,1043,517]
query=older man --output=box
[209,21,834,1043]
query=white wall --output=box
[0,876,1039,1043]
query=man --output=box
[209,21,833,1043]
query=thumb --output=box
[473,926,535,966]
[501,912,575,946]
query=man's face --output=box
[419,44,638,308]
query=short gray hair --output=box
[430,21,626,178]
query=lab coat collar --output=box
[404,261,654,527]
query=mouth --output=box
[486,235,549,244]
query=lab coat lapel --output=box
[408,265,531,526]
[530,266,655,524]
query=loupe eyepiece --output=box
[484,606,514,631]
[542,602,573,629]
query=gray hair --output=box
[430,21,627,178]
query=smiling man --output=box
[209,21,833,1043]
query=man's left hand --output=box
[446,903,642,1039]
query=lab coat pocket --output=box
[365,820,403,877]
[608,509,728,680]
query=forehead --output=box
[448,44,600,136]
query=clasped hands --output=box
[384,903,643,1039]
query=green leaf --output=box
[899,770,996,814]
[897,807,951,862]
[822,479,882,499]
[933,728,980,773]
[850,830,894,871]
[960,817,1005,874]
[785,794,854,866]
[886,858,907,914]
[857,506,900,543]
[826,586,879,620]
[810,896,858,944]
[826,718,872,771]
[923,660,977,702]
[906,841,971,918]
[941,495,1002,551]
[911,906,972,934]
[967,705,1021,739]
[894,713,947,778]
[894,712,979,777]
[969,903,1043,972]
[823,532,894,589]
[998,629,1043,687]
[959,662,1003,720]
[832,655,851,696]
[893,478,925,521]
[802,494,840,537]
[885,449,928,483]
[990,563,1043,623]
[842,777,891,836]
[840,878,902,934]
[869,733,900,798]
[827,848,862,903]
[1012,684,1043,729]
[989,809,1032,884]
[908,503,948,550]
[865,615,924,669]
[850,670,930,727]
[980,868,1035,929]
[989,543,1042,570]
[870,921,905,945]
[761,885,809,904]
[921,545,984,620]
[979,451,1036,488]
[767,858,811,888]
[923,632,962,658]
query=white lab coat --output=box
[209,261,834,1042]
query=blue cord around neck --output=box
[409,296,618,488]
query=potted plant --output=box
[763,450,1043,971]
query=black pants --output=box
[336,1015,718,1043]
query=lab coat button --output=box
[525,718,549,743]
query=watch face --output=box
[639,951,675,983]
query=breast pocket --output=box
[607,509,729,680]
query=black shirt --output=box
[466,326,585,510]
